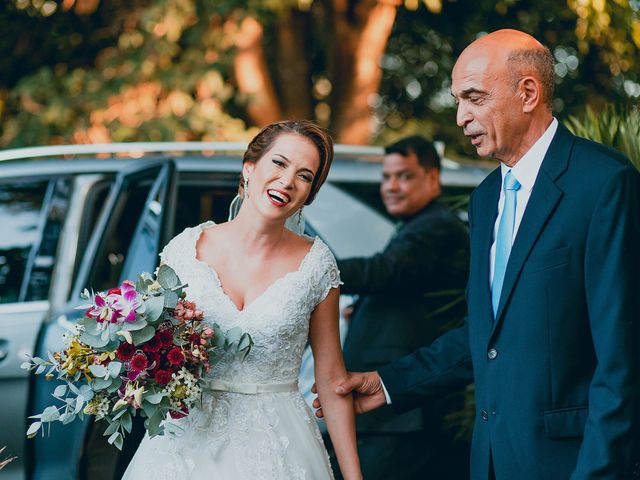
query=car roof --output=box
[0,142,492,186]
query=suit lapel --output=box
[472,169,501,328]
[492,124,575,329]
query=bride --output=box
[122,120,362,479]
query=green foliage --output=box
[1,0,639,150]
[0,0,254,147]
[565,106,640,170]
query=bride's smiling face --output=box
[243,133,321,222]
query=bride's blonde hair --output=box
[240,120,334,205]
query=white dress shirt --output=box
[489,118,558,283]
[381,118,559,405]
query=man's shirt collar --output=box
[501,118,558,192]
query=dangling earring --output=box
[243,176,249,198]
[297,207,304,226]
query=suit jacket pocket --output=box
[542,405,588,439]
[524,246,571,275]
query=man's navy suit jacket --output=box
[380,124,640,479]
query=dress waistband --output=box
[201,378,298,394]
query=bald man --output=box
[318,30,639,479]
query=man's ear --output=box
[427,168,442,196]
[518,76,541,113]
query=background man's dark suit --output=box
[379,124,640,479]
[338,198,470,478]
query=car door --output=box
[27,159,176,480]
[0,177,72,480]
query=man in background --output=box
[335,136,470,479]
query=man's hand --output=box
[312,371,387,417]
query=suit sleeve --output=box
[338,213,467,295]
[572,166,640,478]
[378,322,474,413]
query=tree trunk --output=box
[274,10,314,120]
[330,0,399,144]
[233,15,283,126]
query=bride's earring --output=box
[297,207,304,226]
[243,176,249,198]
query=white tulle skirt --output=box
[122,389,334,480]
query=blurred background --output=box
[0,0,639,158]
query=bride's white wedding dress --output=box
[122,221,340,479]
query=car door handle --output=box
[0,348,7,362]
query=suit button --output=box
[481,410,489,421]
[487,348,498,360]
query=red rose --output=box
[142,335,162,353]
[154,369,172,385]
[107,287,122,296]
[169,403,189,419]
[130,353,148,372]
[116,342,136,361]
[167,347,184,366]
[158,329,174,347]
[188,333,201,345]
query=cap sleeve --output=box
[310,238,342,306]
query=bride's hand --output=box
[312,371,386,416]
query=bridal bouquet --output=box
[22,265,252,450]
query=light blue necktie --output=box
[492,170,521,318]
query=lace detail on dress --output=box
[125,222,339,480]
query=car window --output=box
[173,181,237,236]
[0,179,70,304]
[86,180,152,292]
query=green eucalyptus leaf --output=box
[41,406,61,423]
[53,385,67,398]
[141,401,158,419]
[79,330,109,348]
[132,325,156,346]
[147,411,164,437]
[26,421,42,438]
[225,327,242,346]
[163,290,179,308]
[60,412,76,424]
[144,296,164,323]
[88,364,108,378]
[103,421,119,436]
[91,377,111,390]
[121,412,133,433]
[157,265,179,289]
[144,392,164,405]
[121,317,147,331]
[108,361,122,377]
[81,317,101,335]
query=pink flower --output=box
[111,281,142,323]
[86,293,121,324]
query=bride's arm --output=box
[309,288,362,480]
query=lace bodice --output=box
[130,222,342,479]
[160,221,342,386]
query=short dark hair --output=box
[507,46,555,109]
[384,135,441,171]
[241,120,334,205]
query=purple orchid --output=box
[86,293,122,324]
[112,280,143,323]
